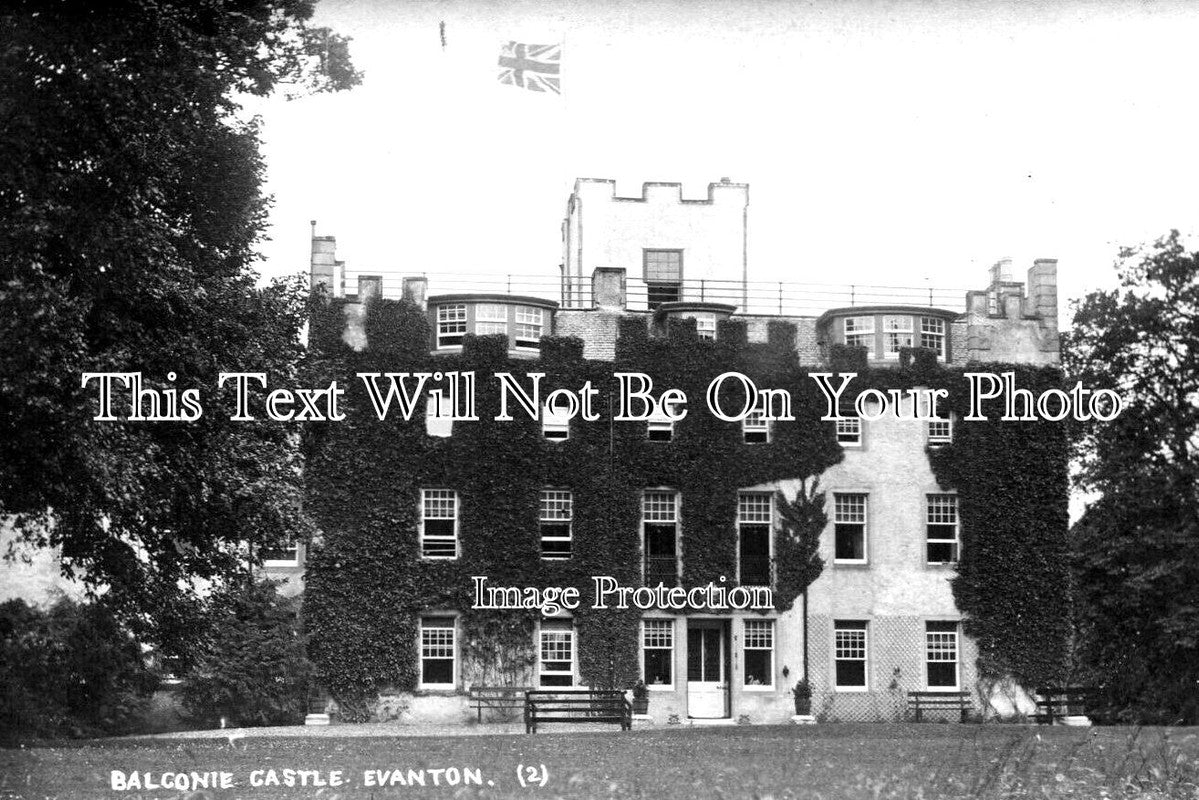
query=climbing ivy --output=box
[301,302,1070,714]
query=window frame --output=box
[514,305,545,351]
[737,491,773,586]
[693,313,717,341]
[742,619,775,690]
[836,396,862,448]
[646,396,681,442]
[537,618,576,688]
[843,315,875,352]
[882,315,914,360]
[473,303,509,336]
[924,620,960,690]
[642,490,680,586]
[920,316,946,360]
[641,618,675,690]
[418,615,457,690]
[261,541,300,567]
[833,620,869,692]
[420,488,459,559]
[539,489,573,560]
[425,390,453,438]
[643,249,683,309]
[832,492,868,565]
[542,393,571,441]
[742,402,771,444]
[435,303,467,349]
[926,493,960,565]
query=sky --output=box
[251,0,1199,323]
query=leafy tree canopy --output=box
[0,1,359,647]
[1065,231,1199,723]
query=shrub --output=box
[0,598,157,742]
[180,580,312,727]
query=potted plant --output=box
[632,680,649,715]
[792,679,812,716]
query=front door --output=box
[687,620,730,718]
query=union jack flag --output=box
[497,41,561,94]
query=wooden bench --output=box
[524,690,632,734]
[1034,686,1099,724]
[468,685,532,722]
[908,690,971,722]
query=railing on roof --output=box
[342,268,968,317]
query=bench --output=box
[524,689,632,734]
[1034,686,1099,724]
[908,690,971,722]
[468,685,532,722]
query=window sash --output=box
[693,314,717,340]
[920,317,946,358]
[436,304,467,347]
[642,491,678,522]
[539,490,572,559]
[834,621,868,689]
[642,619,674,686]
[421,490,458,558]
[420,618,456,687]
[539,622,575,686]
[644,250,682,283]
[743,620,774,687]
[926,494,959,563]
[925,622,959,688]
[514,306,544,348]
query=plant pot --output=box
[633,698,649,715]
[794,698,811,716]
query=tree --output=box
[0,2,359,648]
[0,598,158,742]
[180,580,312,727]
[1065,230,1199,723]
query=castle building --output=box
[291,178,1062,725]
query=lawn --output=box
[2,724,1197,800]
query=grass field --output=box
[2,724,1197,800]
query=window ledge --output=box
[742,685,775,693]
[833,686,869,693]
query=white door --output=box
[687,621,729,718]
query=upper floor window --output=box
[738,492,772,586]
[436,304,467,348]
[693,313,717,341]
[514,306,545,350]
[647,397,682,442]
[928,408,953,446]
[843,316,874,350]
[261,540,300,566]
[642,490,679,586]
[543,394,570,441]
[539,489,572,559]
[421,489,458,558]
[474,303,508,335]
[920,317,946,359]
[926,494,959,564]
[836,397,861,447]
[833,492,867,563]
[426,390,453,438]
[419,616,456,689]
[883,316,913,359]
[743,402,770,444]
[644,250,682,309]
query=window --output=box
[834,621,868,689]
[642,619,674,687]
[926,494,959,564]
[925,621,959,689]
[514,306,544,350]
[743,402,770,444]
[693,313,717,341]
[642,491,679,586]
[646,397,681,442]
[421,489,458,558]
[474,303,508,336]
[261,541,300,566]
[833,493,867,563]
[836,397,861,446]
[920,317,946,359]
[436,304,467,348]
[538,619,575,687]
[420,616,456,688]
[425,390,453,437]
[883,316,913,359]
[743,620,774,687]
[927,405,952,445]
[543,394,571,441]
[644,250,682,308]
[843,316,874,351]
[738,492,772,586]
[539,489,572,559]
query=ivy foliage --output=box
[302,305,1070,713]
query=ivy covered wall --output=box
[301,302,1070,717]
